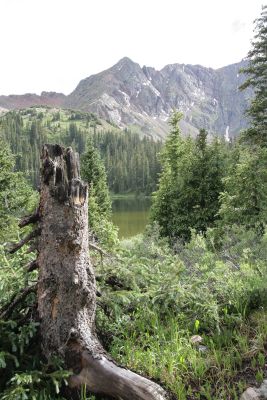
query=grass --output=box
[107,310,267,400]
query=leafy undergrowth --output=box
[0,246,71,400]
[95,225,267,400]
[1,225,267,399]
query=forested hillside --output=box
[0,108,101,186]
[92,130,161,194]
[0,107,162,194]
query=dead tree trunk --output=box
[36,144,168,400]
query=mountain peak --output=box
[112,57,141,73]
[116,56,136,66]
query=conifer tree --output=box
[81,140,117,246]
[81,139,111,218]
[151,112,194,241]
[219,6,267,232]
[219,144,267,232]
[189,130,225,233]
[0,139,35,240]
[240,5,267,146]
[151,114,226,241]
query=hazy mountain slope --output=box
[0,92,66,110]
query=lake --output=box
[111,197,151,238]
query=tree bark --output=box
[37,144,168,400]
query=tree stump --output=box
[36,144,168,400]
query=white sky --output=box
[0,0,264,95]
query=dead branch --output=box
[89,242,122,262]
[89,242,109,257]
[0,284,37,320]
[26,260,39,272]
[9,229,40,254]
[19,209,40,228]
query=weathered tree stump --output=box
[36,144,168,400]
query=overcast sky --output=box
[0,0,264,95]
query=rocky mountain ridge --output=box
[0,57,251,139]
[0,92,66,110]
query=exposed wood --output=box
[0,284,37,320]
[9,229,40,254]
[37,144,169,400]
[69,352,167,400]
[19,209,40,228]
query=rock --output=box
[64,58,251,139]
[190,335,208,352]
[190,335,203,344]
[198,345,208,353]
[240,388,260,400]
[258,379,267,398]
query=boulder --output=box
[240,388,260,400]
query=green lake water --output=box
[111,197,151,238]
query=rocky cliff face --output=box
[66,57,251,139]
[0,58,251,139]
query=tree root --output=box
[69,351,168,400]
